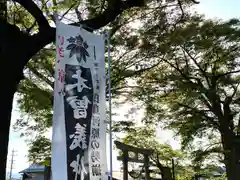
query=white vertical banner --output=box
[51,21,107,180]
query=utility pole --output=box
[9,149,16,180]
[172,158,175,180]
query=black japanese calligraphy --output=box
[94,62,99,68]
[94,46,96,60]
[91,140,100,149]
[94,93,99,103]
[93,104,99,113]
[91,128,100,139]
[92,164,101,176]
[91,151,100,163]
[92,115,100,126]
[58,89,66,96]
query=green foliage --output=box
[12,0,196,165]
[130,16,240,169]
[122,126,183,164]
[112,120,135,133]
[28,136,51,166]
[209,173,227,180]
[191,145,223,166]
[8,4,35,31]
[14,47,54,136]
[121,126,192,179]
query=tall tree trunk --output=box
[0,54,24,179]
[224,148,240,180]
[1,81,16,179]
[0,66,24,179]
[221,132,240,180]
[0,2,15,177]
[0,21,25,179]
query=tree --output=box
[1,0,147,178]
[131,16,240,180]
[27,136,51,166]
[120,126,194,180]
[11,0,199,170]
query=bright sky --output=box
[6,0,240,179]
[193,0,240,20]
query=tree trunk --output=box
[224,149,240,180]
[0,25,26,180]
[0,58,24,178]
[0,69,24,179]
[1,86,15,179]
[0,17,27,179]
[221,132,240,180]
[1,70,25,180]
[224,135,240,180]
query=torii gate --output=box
[114,141,173,180]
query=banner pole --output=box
[107,32,113,180]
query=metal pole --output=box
[107,32,113,180]
[172,158,175,180]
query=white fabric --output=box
[51,21,107,180]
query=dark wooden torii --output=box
[114,140,154,180]
[114,141,174,180]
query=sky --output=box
[6,0,240,179]
[192,0,240,20]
